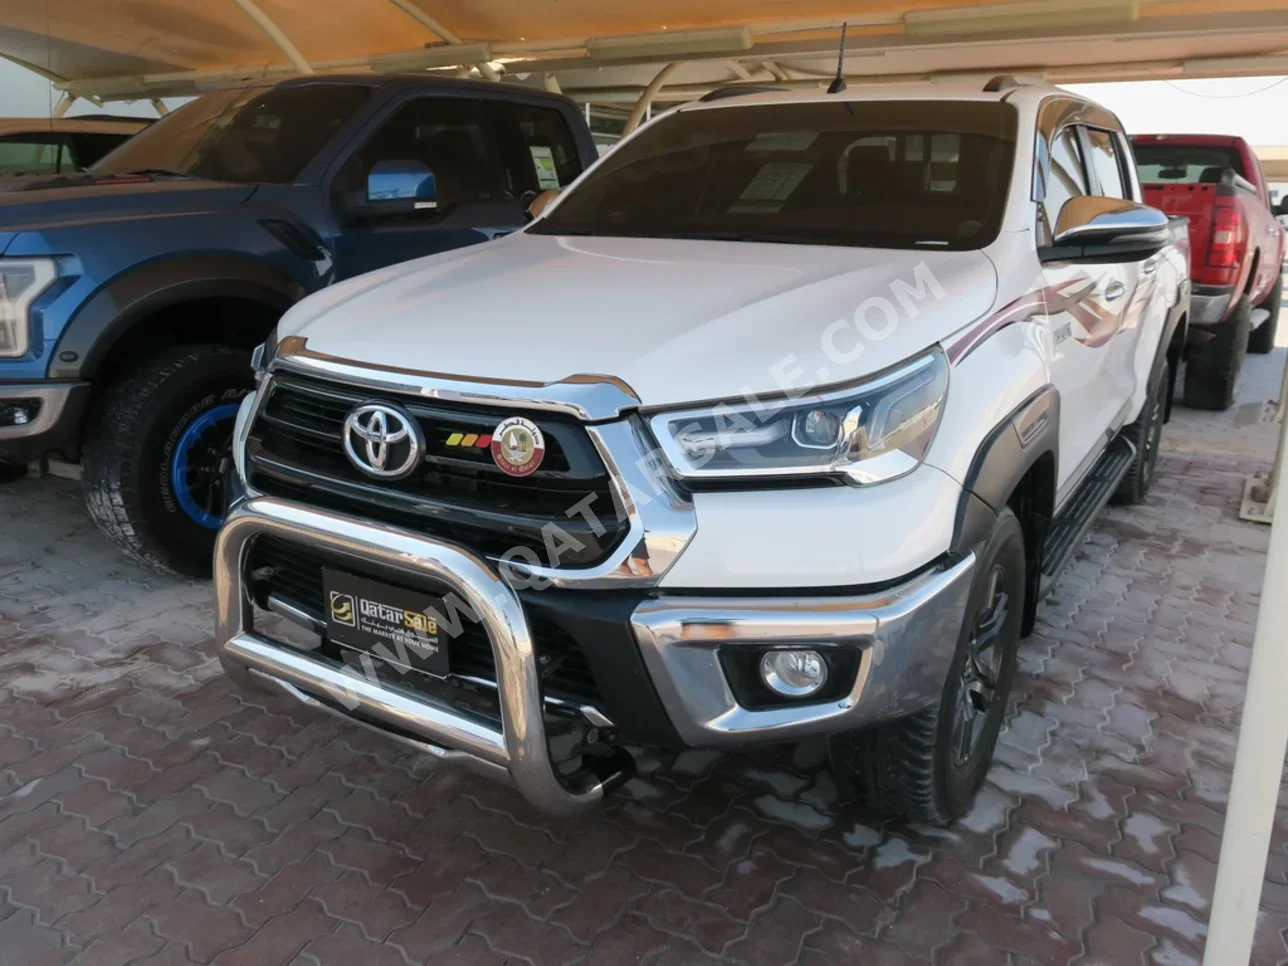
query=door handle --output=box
[1103,279,1126,302]
[1140,257,1160,276]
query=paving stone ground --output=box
[3,337,1288,965]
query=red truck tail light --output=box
[1207,202,1246,270]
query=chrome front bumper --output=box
[216,496,977,814]
[215,497,628,817]
[632,555,976,746]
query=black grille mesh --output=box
[247,374,628,567]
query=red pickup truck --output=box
[1130,134,1285,410]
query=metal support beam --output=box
[231,0,313,74]
[544,74,562,94]
[726,60,753,80]
[0,52,64,83]
[51,92,75,118]
[385,0,500,81]
[150,98,170,116]
[623,63,680,136]
[1204,424,1288,963]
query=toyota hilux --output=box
[215,77,1188,822]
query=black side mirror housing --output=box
[1039,196,1171,265]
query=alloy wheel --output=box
[950,563,1009,765]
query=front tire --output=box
[83,345,252,577]
[828,508,1026,825]
[1248,275,1282,355]
[1183,295,1250,411]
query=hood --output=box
[0,172,94,194]
[0,179,257,234]
[280,233,998,408]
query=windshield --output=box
[531,100,1018,250]
[90,84,372,184]
[1132,144,1244,185]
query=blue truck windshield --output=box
[90,84,372,184]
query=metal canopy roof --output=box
[4,0,1288,107]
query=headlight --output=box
[0,259,58,359]
[648,350,948,485]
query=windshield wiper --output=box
[669,231,813,245]
[530,226,600,236]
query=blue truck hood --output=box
[0,179,258,236]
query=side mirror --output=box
[1040,196,1170,264]
[365,159,437,210]
[527,188,560,220]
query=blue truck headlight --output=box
[0,259,58,359]
[648,350,949,485]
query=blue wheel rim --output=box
[171,403,241,530]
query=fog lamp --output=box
[760,649,828,698]
[0,401,39,428]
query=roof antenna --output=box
[827,22,848,94]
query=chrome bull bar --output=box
[214,496,627,816]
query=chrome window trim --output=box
[272,335,642,422]
[1031,95,1126,205]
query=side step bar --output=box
[1039,435,1136,595]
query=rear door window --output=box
[493,102,585,200]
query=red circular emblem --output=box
[490,416,546,477]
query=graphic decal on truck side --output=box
[946,274,1122,364]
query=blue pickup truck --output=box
[0,74,597,575]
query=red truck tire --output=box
[1184,296,1251,411]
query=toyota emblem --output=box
[342,403,424,480]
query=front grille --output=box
[246,374,629,568]
[247,536,603,707]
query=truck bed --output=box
[1141,182,1213,280]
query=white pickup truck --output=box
[215,77,1188,823]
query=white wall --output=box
[1065,76,1288,145]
